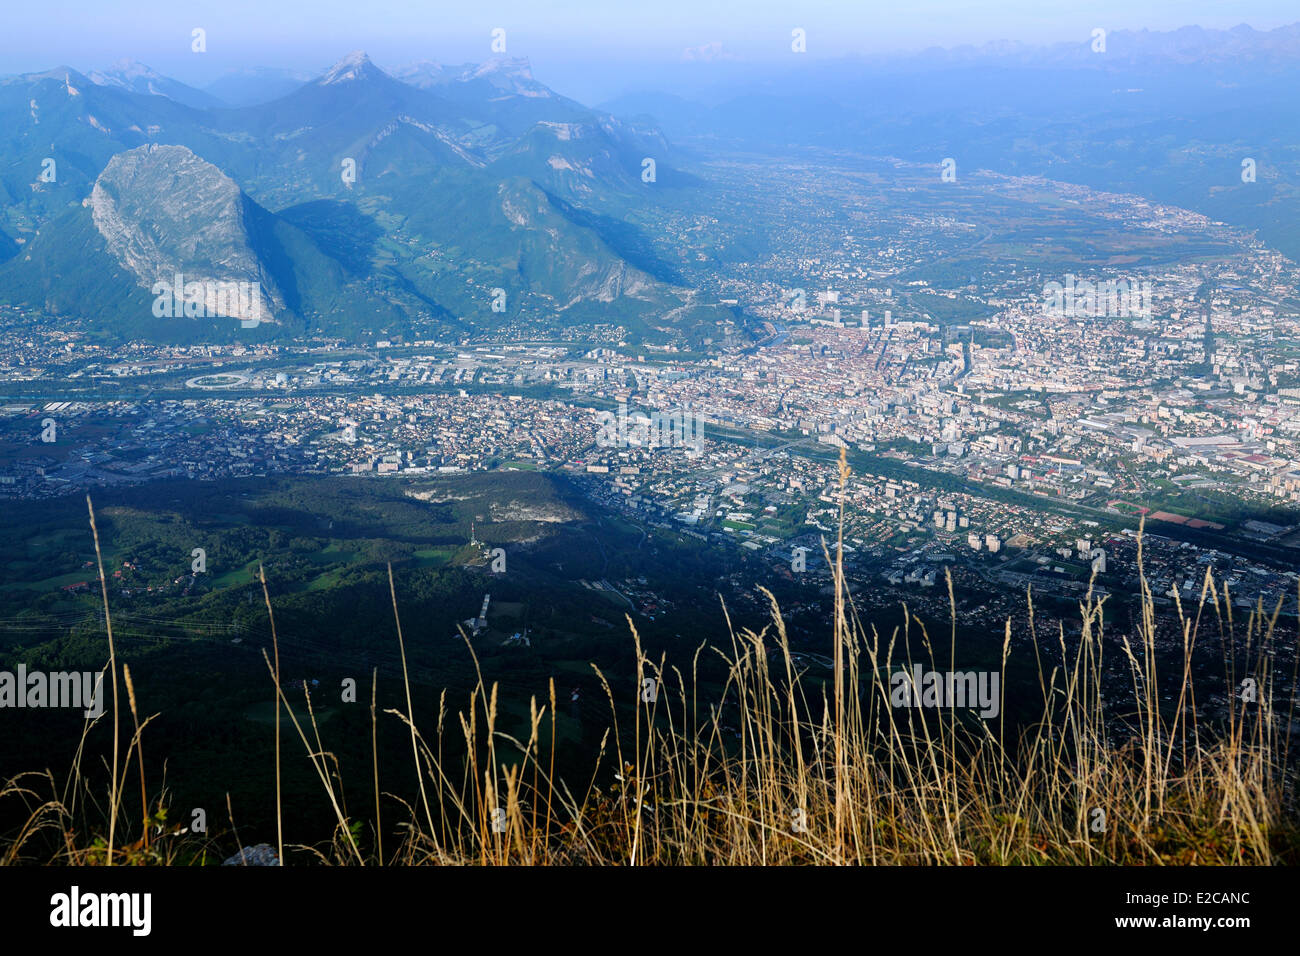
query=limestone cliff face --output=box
[89,144,280,322]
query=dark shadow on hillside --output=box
[277,199,384,277]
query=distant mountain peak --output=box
[394,56,554,98]
[88,59,163,91]
[320,50,379,85]
[465,56,553,98]
[85,59,223,108]
[468,56,534,80]
[19,65,93,86]
[96,58,153,77]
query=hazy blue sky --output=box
[2,1,1296,101]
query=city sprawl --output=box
[5,160,1300,641]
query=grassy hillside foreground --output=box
[2,469,1298,866]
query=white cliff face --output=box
[572,259,653,304]
[89,144,280,323]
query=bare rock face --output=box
[89,144,280,324]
